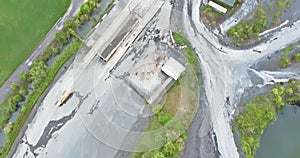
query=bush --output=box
[0,39,82,158]
[3,122,14,134]
[227,7,267,45]
[19,73,28,82]
[235,80,300,158]
[172,31,188,46]
[291,52,300,62]
[279,55,291,68]
[152,104,163,114]
[10,83,19,92]
[54,31,69,44]
[11,95,22,104]
[283,45,295,54]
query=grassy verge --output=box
[0,0,71,87]
[172,31,200,73]
[0,40,82,157]
[132,31,201,157]
[0,0,103,130]
[233,80,300,158]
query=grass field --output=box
[0,0,71,86]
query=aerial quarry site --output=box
[1,0,300,158]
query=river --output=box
[256,105,300,158]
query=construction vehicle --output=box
[57,89,73,106]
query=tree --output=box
[19,88,27,96]
[55,31,68,44]
[280,55,291,68]
[3,122,14,134]
[29,61,48,88]
[162,142,177,156]
[11,94,22,104]
[154,132,167,147]
[11,83,19,92]
[21,106,27,112]
[20,72,28,82]
[158,113,172,124]
[292,52,300,62]
[142,150,164,158]
[152,104,163,114]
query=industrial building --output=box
[161,57,186,80]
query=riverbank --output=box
[233,79,300,158]
[232,40,300,158]
[256,105,300,158]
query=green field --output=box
[0,0,71,86]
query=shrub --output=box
[292,52,300,62]
[279,55,291,68]
[3,122,14,134]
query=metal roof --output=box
[162,57,185,80]
[208,1,228,14]
[219,0,235,6]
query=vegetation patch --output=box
[278,43,300,68]
[227,7,267,46]
[227,0,291,46]
[279,55,291,68]
[291,52,300,63]
[0,0,71,87]
[172,31,200,73]
[233,80,300,158]
[0,40,82,157]
[132,31,201,158]
[201,0,243,28]
[0,0,111,157]
[270,0,291,26]
[283,45,295,54]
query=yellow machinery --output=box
[57,89,73,106]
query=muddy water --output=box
[256,105,300,158]
[0,108,21,147]
[76,0,113,38]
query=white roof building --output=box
[162,57,185,80]
[208,1,227,14]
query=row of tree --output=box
[0,0,105,156]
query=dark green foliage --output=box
[292,52,300,62]
[283,45,295,54]
[172,31,200,71]
[55,31,70,44]
[138,109,187,158]
[227,7,266,45]
[279,55,291,68]
[0,0,111,156]
[234,80,300,158]
[0,40,82,158]
[29,61,48,88]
